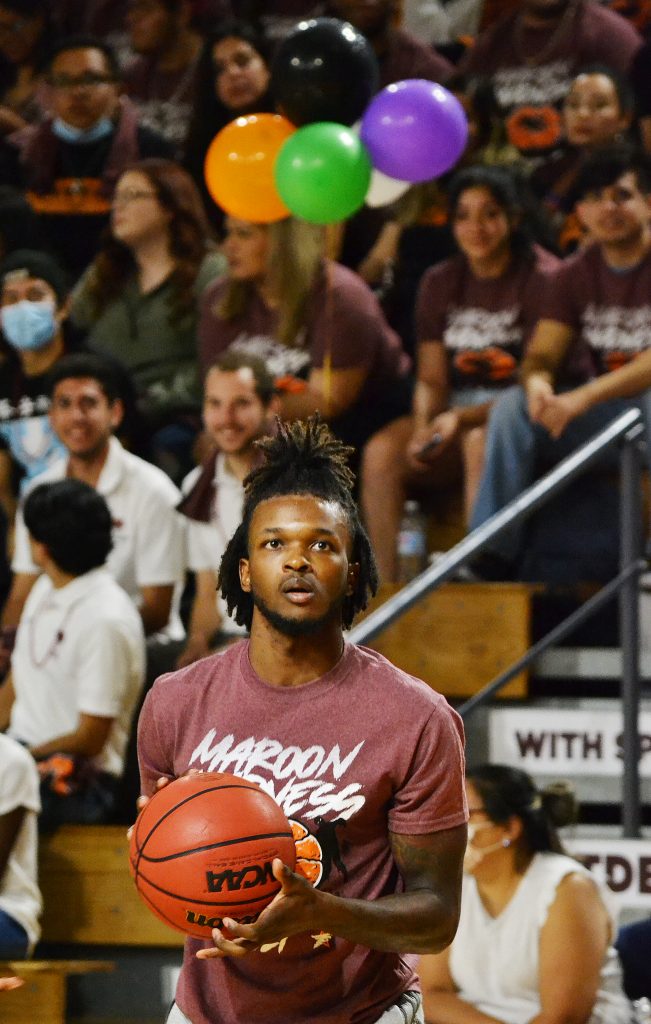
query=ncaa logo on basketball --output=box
[206,861,275,892]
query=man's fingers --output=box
[196,929,257,959]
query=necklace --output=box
[28,589,84,668]
[512,0,578,68]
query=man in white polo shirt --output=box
[176,351,278,667]
[0,479,145,829]
[1,352,185,651]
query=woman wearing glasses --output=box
[420,764,631,1024]
[70,157,224,480]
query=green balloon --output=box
[274,122,372,225]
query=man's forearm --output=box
[572,349,651,410]
[314,888,459,954]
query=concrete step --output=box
[534,647,651,680]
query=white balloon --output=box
[365,169,410,208]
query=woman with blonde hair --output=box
[198,214,412,461]
[420,764,631,1024]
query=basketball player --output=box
[137,417,468,1024]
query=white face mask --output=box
[463,821,509,873]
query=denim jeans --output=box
[469,386,651,561]
[0,909,29,958]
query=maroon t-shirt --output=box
[123,56,198,155]
[379,28,453,87]
[542,244,651,376]
[198,260,411,398]
[138,640,467,1024]
[416,247,559,392]
[461,0,642,156]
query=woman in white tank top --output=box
[419,764,631,1024]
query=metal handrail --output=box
[349,407,646,836]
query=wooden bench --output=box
[39,825,183,948]
[361,582,534,699]
[1,959,114,1024]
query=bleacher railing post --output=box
[619,430,644,838]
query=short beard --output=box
[251,589,343,638]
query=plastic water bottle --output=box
[397,500,427,584]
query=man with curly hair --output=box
[137,416,467,1024]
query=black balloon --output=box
[271,18,380,128]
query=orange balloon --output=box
[204,113,295,223]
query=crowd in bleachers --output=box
[0,0,649,1014]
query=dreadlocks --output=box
[219,417,378,631]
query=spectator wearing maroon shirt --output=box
[531,64,635,251]
[461,0,642,160]
[198,216,412,463]
[123,0,203,157]
[360,166,559,583]
[0,36,172,278]
[471,145,651,568]
[0,0,51,137]
[183,20,273,232]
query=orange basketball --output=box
[129,773,296,939]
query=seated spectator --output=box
[0,0,50,137]
[460,0,642,161]
[357,75,522,352]
[0,732,41,956]
[0,479,145,830]
[0,35,172,278]
[0,250,74,529]
[471,144,651,575]
[176,351,278,667]
[198,215,413,463]
[184,19,273,233]
[70,158,225,481]
[361,166,559,583]
[532,65,635,251]
[326,0,453,87]
[1,352,185,653]
[0,250,100,509]
[616,917,651,1001]
[123,0,203,157]
[421,764,631,1024]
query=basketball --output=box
[129,773,296,939]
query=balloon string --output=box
[323,262,333,417]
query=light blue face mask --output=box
[51,116,114,145]
[1,300,57,351]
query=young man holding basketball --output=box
[138,417,467,1024]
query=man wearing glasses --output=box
[0,35,171,276]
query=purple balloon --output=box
[360,79,468,183]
